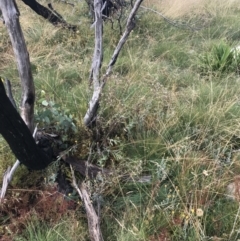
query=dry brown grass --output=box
[143,0,240,18]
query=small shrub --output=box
[35,98,77,137]
[199,41,240,74]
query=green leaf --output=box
[42,100,49,106]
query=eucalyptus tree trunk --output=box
[0,0,35,133]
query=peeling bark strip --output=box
[0,81,52,170]
[0,0,35,133]
[84,0,143,127]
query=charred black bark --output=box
[0,81,52,170]
[21,0,77,31]
[86,0,123,20]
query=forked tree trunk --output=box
[0,0,35,133]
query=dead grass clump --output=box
[0,186,80,237]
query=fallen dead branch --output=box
[70,165,103,241]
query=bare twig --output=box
[116,6,123,34]
[70,165,103,241]
[140,6,203,31]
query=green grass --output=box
[2,0,240,240]
[14,218,88,241]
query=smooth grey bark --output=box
[0,0,35,133]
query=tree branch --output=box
[84,0,103,127]
[21,0,77,31]
[5,79,17,109]
[84,0,143,127]
[104,0,143,77]
[70,165,103,241]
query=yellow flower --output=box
[196,208,204,217]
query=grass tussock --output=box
[1,0,240,240]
